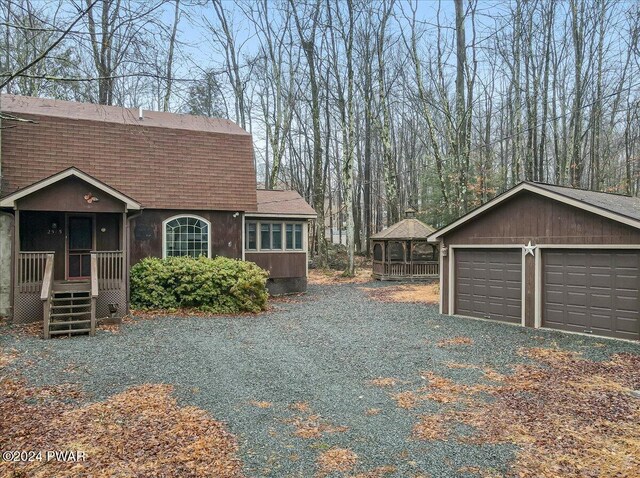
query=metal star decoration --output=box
[523,240,536,256]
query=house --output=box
[370,208,439,280]
[0,94,316,333]
[427,182,640,341]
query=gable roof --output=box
[371,218,435,240]
[0,94,257,211]
[0,167,141,210]
[1,94,248,135]
[530,182,640,222]
[248,190,316,218]
[428,181,640,241]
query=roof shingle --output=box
[370,218,435,240]
[0,94,257,211]
[530,182,640,222]
[251,190,316,217]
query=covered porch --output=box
[1,168,140,336]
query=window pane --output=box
[69,217,92,250]
[246,223,257,250]
[165,216,209,257]
[261,224,271,249]
[286,224,294,249]
[272,224,282,249]
[294,224,303,250]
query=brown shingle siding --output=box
[1,97,257,211]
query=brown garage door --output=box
[455,249,522,323]
[543,250,640,340]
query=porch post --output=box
[408,240,412,279]
[13,210,19,309]
[0,211,14,318]
[123,212,129,313]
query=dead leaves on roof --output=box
[1,366,243,478]
[408,347,640,478]
[359,283,439,304]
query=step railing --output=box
[40,254,55,339]
[90,254,98,336]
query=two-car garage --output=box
[431,182,640,341]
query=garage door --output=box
[455,249,522,323]
[543,250,640,340]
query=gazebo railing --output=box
[372,260,439,278]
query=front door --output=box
[67,215,93,279]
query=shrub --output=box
[130,256,269,314]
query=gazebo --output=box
[370,208,439,281]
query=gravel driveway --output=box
[2,282,639,477]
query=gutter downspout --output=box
[125,209,143,314]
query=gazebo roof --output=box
[370,217,436,240]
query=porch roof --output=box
[0,167,142,211]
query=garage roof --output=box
[428,182,640,241]
[532,182,640,222]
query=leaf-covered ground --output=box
[1,281,639,477]
[0,351,243,478]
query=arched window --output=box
[163,215,210,258]
[373,243,383,261]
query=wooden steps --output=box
[45,286,94,338]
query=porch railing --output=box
[17,251,54,293]
[90,254,98,336]
[91,251,125,290]
[40,254,55,339]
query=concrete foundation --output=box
[266,277,307,295]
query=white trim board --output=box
[0,167,141,211]
[427,182,640,242]
[536,244,640,249]
[245,213,317,219]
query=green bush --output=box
[130,256,269,314]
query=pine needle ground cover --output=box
[1,281,638,477]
